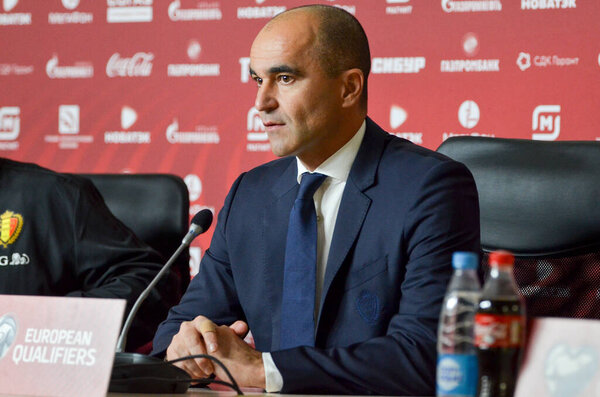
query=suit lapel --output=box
[263,159,298,350]
[318,118,388,322]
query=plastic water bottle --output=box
[437,252,481,397]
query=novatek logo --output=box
[522,0,575,10]
[442,0,502,12]
[0,210,23,248]
[0,0,31,25]
[167,41,220,77]
[46,55,93,79]
[386,0,413,15]
[165,119,220,144]
[104,106,151,144]
[106,52,153,77]
[516,52,579,71]
[121,106,137,129]
[372,57,426,74]
[168,0,222,21]
[48,0,92,24]
[58,105,79,134]
[532,105,560,141]
[389,105,423,144]
[458,100,480,129]
[246,107,270,152]
[0,315,17,360]
[237,3,285,19]
[3,0,17,12]
[441,35,500,73]
[390,106,407,129]
[107,0,153,23]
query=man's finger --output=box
[229,320,249,337]
[169,320,213,377]
[196,318,218,353]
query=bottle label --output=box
[474,314,523,348]
[436,353,478,396]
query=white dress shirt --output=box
[262,121,366,392]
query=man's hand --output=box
[208,320,266,389]
[165,315,220,379]
[165,316,266,389]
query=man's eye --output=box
[278,75,294,84]
[253,76,262,86]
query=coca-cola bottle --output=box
[474,251,526,397]
[437,251,481,397]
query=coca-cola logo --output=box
[106,52,154,77]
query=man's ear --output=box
[340,68,364,108]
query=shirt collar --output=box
[296,120,366,184]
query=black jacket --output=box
[0,158,179,350]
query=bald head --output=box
[264,5,371,108]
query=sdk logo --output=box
[0,314,17,360]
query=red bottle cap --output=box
[488,250,514,268]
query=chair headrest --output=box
[437,137,600,257]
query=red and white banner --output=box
[1,0,599,272]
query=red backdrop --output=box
[1,0,599,275]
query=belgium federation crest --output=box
[0,210,23,248]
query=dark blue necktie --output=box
[279,172,327,349]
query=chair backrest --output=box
[79,173,190,290]
[437,137,600,318]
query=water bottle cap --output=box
[488,250,514,267]
[452,251,478,270]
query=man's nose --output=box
[255,84,277,112]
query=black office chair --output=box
[79,173,191,291]
[437,137,600,319]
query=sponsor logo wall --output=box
[0,1,598,276]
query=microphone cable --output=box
[167,354,244,395]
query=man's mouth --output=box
[262,121,285,131]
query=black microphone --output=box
[109,209,213,394]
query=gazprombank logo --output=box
[0,314,17,360]
[441,33,499,73]
[0,210,23,248]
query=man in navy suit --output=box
[153,5,479,395]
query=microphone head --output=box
[191,209,213,232]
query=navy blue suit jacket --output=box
[153,118,480,395]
